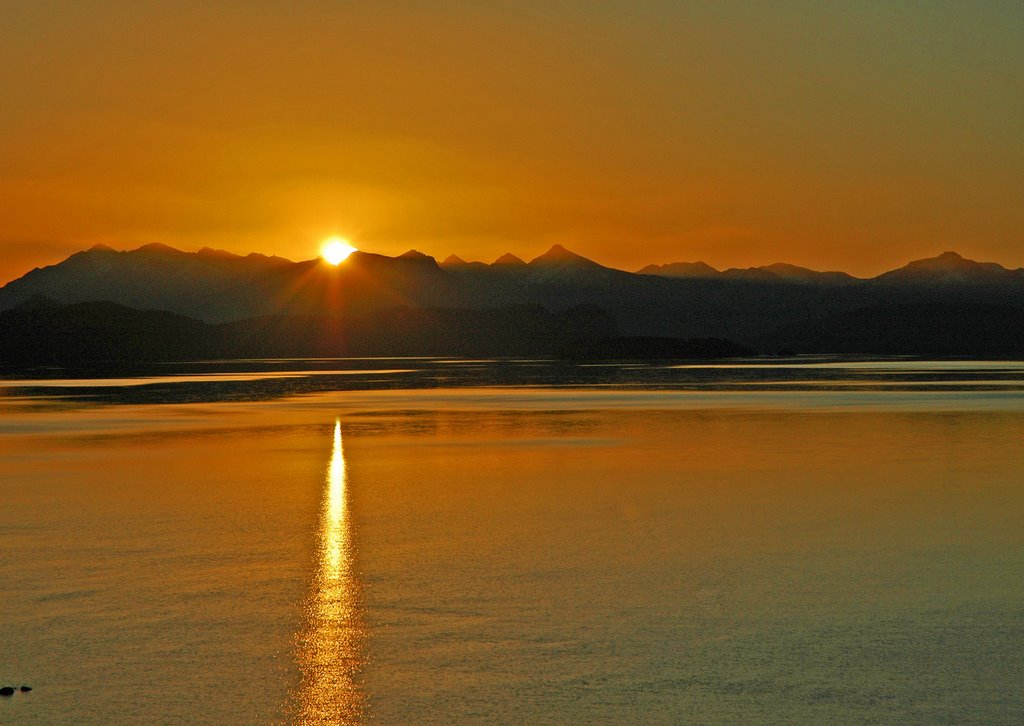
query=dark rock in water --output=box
[0,687,14,696]
[20,686,32,692]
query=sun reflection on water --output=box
[295,419,364,723]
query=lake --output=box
[1,358,1023,724]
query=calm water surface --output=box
[1,359,1023,724]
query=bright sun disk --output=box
[321,237,357,265]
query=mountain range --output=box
[1,244,1023,361]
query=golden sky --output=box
[1,1,1022,283]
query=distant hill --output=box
[637,261,719,278]
[0,298,211,363]
[751,263,857,285]
[0,298,619,364]
[639,259,858,285]
[1,244,1022,356]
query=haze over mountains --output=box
[1,243,1023,362]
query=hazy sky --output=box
[1,1,1022,282]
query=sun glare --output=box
[321,237,357,265]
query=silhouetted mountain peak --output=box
[441,254,490,271]
[637,261,719,277]
[907,251,971,270]
[135,242,183,256]
[877,250,1019,284]
[493,253,527,266]
[196,246,241,260]
[642,259,857,283]
[394,250,440,270]
[762,263,815,276]
[529,244,600,268]
[87,243,116,253]
[757,263,857,283]
[244,252,291,264]
[543,244,573,259]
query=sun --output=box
[320,237,357,265]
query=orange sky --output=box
[1,1,1022,284]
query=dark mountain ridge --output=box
[2,245,1022,356]
[640,260,857,285]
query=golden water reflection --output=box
[296,419,364,723]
